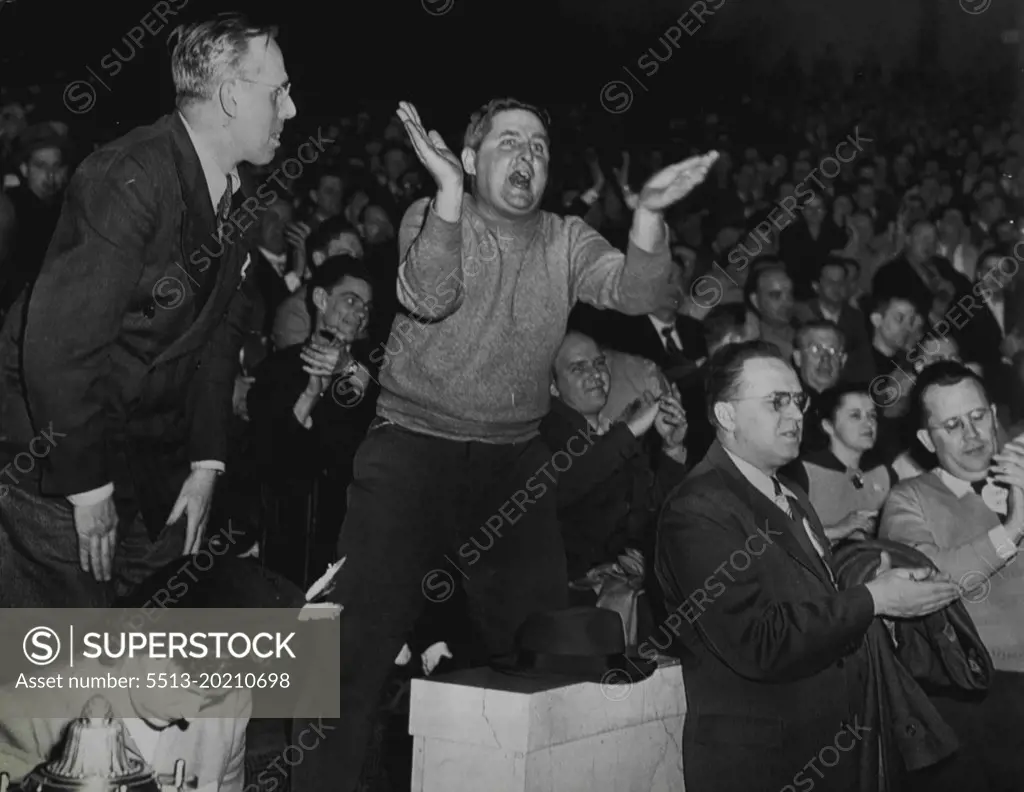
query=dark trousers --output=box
[907,670,1024,792]
[291,420,569,792]
[0,484,186,607]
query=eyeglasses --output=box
[567,358,608,378]
[731,391,810,413]
[803,343,843,359]
[236,77,291,106]
[929,407,992,435]
[334,291,372,314]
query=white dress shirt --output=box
[724,448,830,563]
[649,315,683,353]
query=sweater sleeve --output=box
[396,197,464,319]
[878,484,1015,594]
[566,215,673,316]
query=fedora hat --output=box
[492,607,656,684]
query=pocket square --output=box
[240,253,252,282]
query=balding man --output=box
[540,331,687,582]
[0,14,295,606]
[655,341,961,792]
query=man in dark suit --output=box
[795,256,874,384]
[0,14,297,607]
[655,341,961,792]
[574,260,707,377]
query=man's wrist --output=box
[433,187,463,224]
[863,581,884,616]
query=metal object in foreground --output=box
[1,694,197,792]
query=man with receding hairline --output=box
[0,13,296,607]
[656,341,960,792]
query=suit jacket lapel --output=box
[707,442,833,587]
[150,115,255,368]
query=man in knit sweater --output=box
[879,361,1024,791]
[293,98,718,792]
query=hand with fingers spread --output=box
[638,151,720,213]
[74,496,118,582]
[396,101,463,203]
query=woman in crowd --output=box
[793,382,895,544]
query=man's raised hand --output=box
[638,151,720,213]
[397,102,463,193]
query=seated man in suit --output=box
[791,320,846,453]
[0,557,304,791]
[795,256,874,383]
[540,331,688,583]
[248,256,378,584]
[655,341,960,792]
[745,258,798,359]
[272,215,365,349]
[879,361,1024,791]
[569,260,707,381]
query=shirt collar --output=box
[724,447,781,501]
[179,111,240,213]
[649,315,676,333]
[934,467,980,499]
[259,246,288,269]
[818,302,842,323]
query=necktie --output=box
[970,479,987,495]
[661,326,684,356]
[772,478,837,586]
[217,179,232,241]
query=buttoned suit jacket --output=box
[655,441,878,792]
[0,112,261,537]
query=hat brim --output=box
[490,653,656,685]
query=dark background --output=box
[0,0,1020,143]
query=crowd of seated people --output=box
[1,50,1024,789]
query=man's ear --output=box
[18,162,28,180]
[870,312,881,330]
[917,427,936,454]
[218,79,240,118]
[549,381,559,398]
[792,350,803,369]
[461,147,477,177]
[312,251,326,268]
[713,401,735,433]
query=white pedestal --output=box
[409,659,686,792]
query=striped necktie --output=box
[772,478,837,586]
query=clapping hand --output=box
[396,102,463,193]
[654,394,688,449]
[865,551,961,618]
[285,221,312,276]
[301,336,349,397]
[638,151,720,213]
